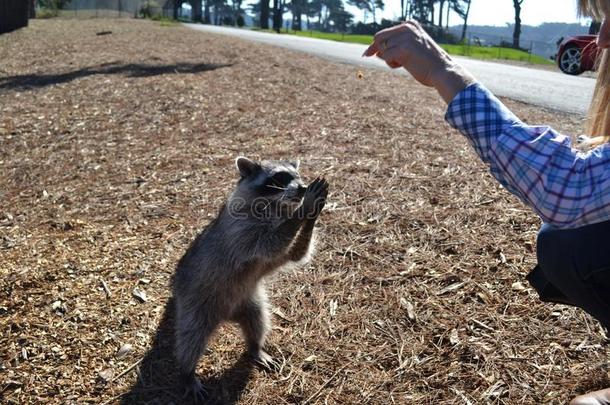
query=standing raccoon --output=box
[173,156,329,401]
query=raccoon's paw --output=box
[250,349,281,372]
[303,177,329,219]
[181,374,208,404]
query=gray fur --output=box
[172,157,328,401]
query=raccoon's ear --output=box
[288,159,300,170]
[235,156,260,178]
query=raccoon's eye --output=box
[269,172,293,188]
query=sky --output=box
[355,0,588,27]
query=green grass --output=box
[440,43,553,65]
[289,30,374,45]
[251,28,553,65]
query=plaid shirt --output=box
[445,83,610,229]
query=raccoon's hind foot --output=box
[180,373,208,404]
[249,349,281,372]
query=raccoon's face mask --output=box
[233,157,306,217]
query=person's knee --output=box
[536,224,571,271]
[535,224,581,294]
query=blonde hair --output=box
[579,0,610,145]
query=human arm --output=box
[364,21,610,228]
[447,83,610,228]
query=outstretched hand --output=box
[363,21,476,103]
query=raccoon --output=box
[172,156,329,401]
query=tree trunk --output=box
[318,6,322,28]
[294,1,302,31]
[204,0,211,23]
[438,0,444,28]
[322,4,328,30]
[407,0,414,20]
[272,0,282,33]
[191,0,203,22]
[461,0,471,41]
[29,0,35,18]
[446,0,450,29]
[291,0,300,30]
[260,0,269,28]
[512,0,522,49]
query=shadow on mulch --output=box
[119,297,254,405]
[0,62,234,91]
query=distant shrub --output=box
[35,0,70,18]
[419,24,460,44]
[498,40,528,51]
[350,19,395,35]
[140,1,160,18]
[349,19,459,44]
[36,8,59,18]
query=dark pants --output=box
[527,221,610,330]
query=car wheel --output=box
[559,44,583,75]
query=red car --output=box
[557,35,600,75]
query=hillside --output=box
[450,22,591,59]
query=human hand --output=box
[363,21,475,103]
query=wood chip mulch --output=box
[1,18,608,405]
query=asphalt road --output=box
[184,24,595,115]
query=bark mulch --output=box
[1,19,607,405]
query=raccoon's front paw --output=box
[250,349,281,372]
[303,177,329,219]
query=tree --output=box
[304,0,315,28]
[325,0,352,31]
[512,0,524,48]
[173,1,179,19]
[451,0,471,41]
[329,5,353,31]
[210,0,228,24]
[438,0,446,27]
[348,0,384,24]
[437,0,458,27]
[405,0,432,24]
[204,0,211,23]
[192,0,203,22]
[260,0,270,28]
[272,0,287,32]
[288,0,306,30]
[228,0,244,26]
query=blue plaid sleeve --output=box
[445,82,610,229]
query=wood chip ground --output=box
[1,19,608,405]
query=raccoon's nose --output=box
[297,185,306,196]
